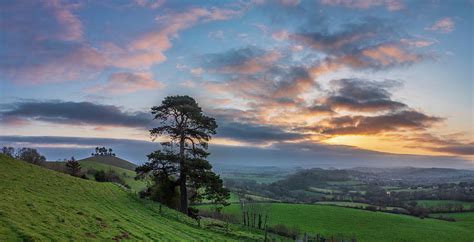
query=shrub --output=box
[268,224,300,239]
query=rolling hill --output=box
[0,155,266,240]
[79,155,137,171]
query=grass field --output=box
[416,200,474,210]
[199,203,474,242]
[431,212,474,229]
[0,155,266,240]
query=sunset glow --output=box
[0,0,472,168]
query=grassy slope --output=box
[79,155,137,171]
[46,160,147,192]
[79,160,147,192]
[200,203,474,242]
[0,155,263,241]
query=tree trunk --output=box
[179,135,188,214]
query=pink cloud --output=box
[4,45,106,84]
[425,17,455,33]
[400,38,436,48]
[2,3,245,84]
[361,43,420,65]
[105,7,244,69]
[319,0,404,11]
[87,72,164,94]
[45,0,84,41]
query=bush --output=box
[268,224,300,239]
[93,169,127,187]
[16,148,46,166]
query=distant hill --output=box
[79,155,137,171]
[0,155,265,240]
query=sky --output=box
[0,0,473,169]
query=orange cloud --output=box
[361,44,420,66]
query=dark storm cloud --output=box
[324,79,407,112]
[0,100,152,128]
[318,111,442,135]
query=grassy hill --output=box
[79,160,147,192]
[79,155,137,171]
[199,203,474,242]
[45,159,147,192]
[0,155,266,240]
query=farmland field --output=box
[416,200,474,210]
[199,203,474,242]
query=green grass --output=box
[79,155,137,171]
[46,160,147,192]
[79,160,147,192]
[199,203,474,242]
[431,212,474,229]
[0,155,265,240]
[416,200,474,209]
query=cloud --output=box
[1,2,246,84]
[203,47,281,74]
[1,135,471,169]
[319,0,405,11]
[208,30,225,39]
[399,133,474,156]
[316,110,442,135]
[217,122,306,143]
[0,101,152,128]
[428,144,474,156]
[400,38,437,48]
[134,0,165,9]
[425,17,455,33]
[87,72,164,94]
[45,0,84,41]
[290,19,427,72]
[323,79,407,112]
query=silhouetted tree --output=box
[136,95,229,214]
[65,156,81,177]
[16,148,46,165]
[1,146,15,157]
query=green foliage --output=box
[78,160,145,191]
[65,157,81,177]
[16,147,46,165]
[0,155,265,240]
[137,95,229,213]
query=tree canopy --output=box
[136,95,229,215]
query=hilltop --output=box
[79,155,137,171]
[0,155,266,240]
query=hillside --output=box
[79,155,137,171]
[199,203,474,242]
[0,155,264,240]
[45,160,147,192]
